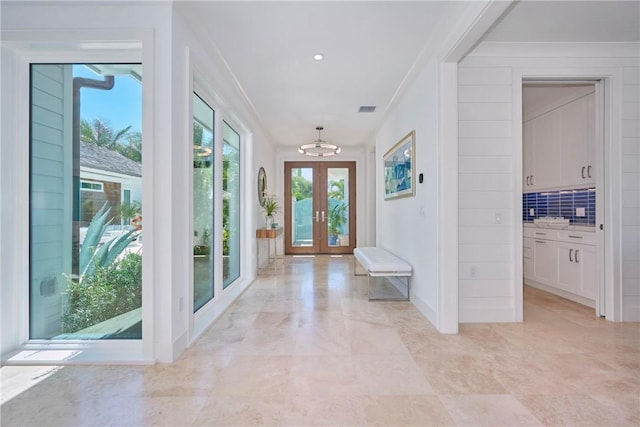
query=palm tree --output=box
[81,118,132,150]
[81,118,141,162]
[328,179,344,200]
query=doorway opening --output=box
[284,161,356,255]
[521,79,605,318]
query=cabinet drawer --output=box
[557,230,595,246]
[526,228,556,240]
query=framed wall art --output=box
[383,130,415,200]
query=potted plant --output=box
[262,194,280,228]
[328,202,348,245]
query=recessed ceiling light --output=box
[313,53,324,61]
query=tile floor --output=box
[2,255,639,426]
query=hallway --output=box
[2,255,639,426]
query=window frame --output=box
[1,33,154,364]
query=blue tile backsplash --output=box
[523,188,596,226]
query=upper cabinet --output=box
[523,87,596,192]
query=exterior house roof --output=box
[80,142,141,177]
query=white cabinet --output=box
[523,121,535,190]
[523,227,596,304]
[533,238,556,286]
[523,237,534,279]
[579,244,597,300]
[532,110,562,190]
[522,91,595,191]
[560,92,596,187]
[555,241,597,300]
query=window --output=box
[30,63,142,340]
[223,122,240,288]
[193,93,215,311]
[80,180,104,192]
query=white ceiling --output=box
[183,1,639,149]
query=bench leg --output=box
[353,256,368,276]
[368,275,410,301]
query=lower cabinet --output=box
[533,238,556,286]
[524,227,596,303]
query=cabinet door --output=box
[585,92,596,184]
[533,239,556,285]
[523,120,535,190]
[576,244,597,300]
[523,237,534,280]
[560,95,590,187]
[532,110,561,190]
[556,242,579,292]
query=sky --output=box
[73,64,142,133]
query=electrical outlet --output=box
[470,265,477,277]
[529,208,535,216]
[576,207,586,217]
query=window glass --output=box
[30,63,142,339]
[193,93,215,311]
[223,122,240,288]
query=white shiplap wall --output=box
[30,64,72,338]
[621,66,640,320]
[458,66,515,322]
[458,42,640,322]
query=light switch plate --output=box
[529,208,535,216]
[576,207,586,217]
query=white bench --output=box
[353,247,412,301]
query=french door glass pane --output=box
[290,167,314,247]
[327,168,350,247]
[223,122,240,288]
[193,94,214,311]
[30,63,143,339]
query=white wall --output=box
[376,58,440,325]
[457,42,640,322]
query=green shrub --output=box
[62,252,142,333]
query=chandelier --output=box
[298,126,341,157]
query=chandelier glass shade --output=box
[298,126,341,157]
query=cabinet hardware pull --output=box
[526,176,529,186]
[315,211,319,222]
[321,211,325,222]
[531,175,533,185]
[568,235,582,239]
[581,166,586,179]
[575,249,580,263]
[587,165,592,178]
[535,232,547,236]
[569,249,574,262]
[535,240,546,244]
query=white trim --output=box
[513,66,621,322]
[438,62,459,333]
[469,42,640,59]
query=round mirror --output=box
[257,167,267,206]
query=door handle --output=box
[581,166,586,179]
[321,211,325,222]
[569,248,573,262]
[587,165,592,178]
[575,249,580,263]
[315,211,319,222]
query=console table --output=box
[256,227,283,273]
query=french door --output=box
[284,161,356,254]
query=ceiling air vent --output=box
[358,106,376,113]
